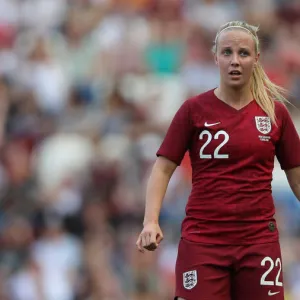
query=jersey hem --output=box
[181,236,279,246]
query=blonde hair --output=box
[212,20,288,124]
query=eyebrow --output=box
[239,47,251,51]
[220,46,251,51]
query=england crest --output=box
[183,270,197,290]
[255,116,271,134]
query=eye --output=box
[240,50,249,57]
[223,49,232,56]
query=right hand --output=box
[136,222,164,253]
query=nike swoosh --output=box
[268,291,280,296]
[204,122,221,127]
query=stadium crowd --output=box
[0,0,299,299]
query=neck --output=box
[215,82,253,109]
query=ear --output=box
[254,52,260,65]
[214,53,218,65]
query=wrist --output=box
[143,219,159,226]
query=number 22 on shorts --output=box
[260,257,283,287]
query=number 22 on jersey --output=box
[199,130,230,159]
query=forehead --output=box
[217,29,255,49]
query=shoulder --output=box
[177,89,216,122]
[274,101,291,121]
[274,101,296,131]
[274,100,292,116]
[184,89,216,108]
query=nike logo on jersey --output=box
[204,122,221,127]
[268,290,280,296]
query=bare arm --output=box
[285,166,300,201]
[143,156,177,225]
[136,156,177,252]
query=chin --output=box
[227,80,247,89]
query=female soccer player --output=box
[136,21,300,300]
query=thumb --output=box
[156,232,163,244]
[150,232,158,246]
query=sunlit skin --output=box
[214,29,260,107]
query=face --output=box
[214,29,259,89]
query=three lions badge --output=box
[255,116,271,134]
[183,270,197,290]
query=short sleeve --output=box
[275,103,300,170]
[156,100,194,165]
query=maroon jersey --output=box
[157,89,300,244]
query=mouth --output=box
[229,70,242,79]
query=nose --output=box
[231,53,240,66]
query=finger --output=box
[150,232,158,246]
[135,236,142,251]
[145,233,151,246]
[156,233,164,244]
[136,236,144,253]
[141,235,148,248]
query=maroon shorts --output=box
[175,238,284,300]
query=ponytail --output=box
[251,62,288,124]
